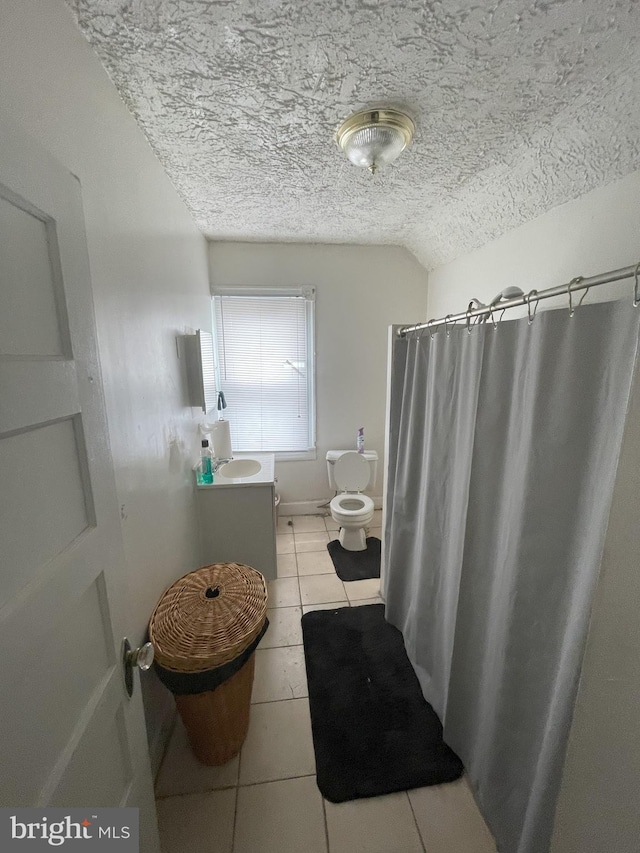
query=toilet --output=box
[326,450,378,551]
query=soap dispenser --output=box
[198,439,214,485]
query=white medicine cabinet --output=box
[184,329,216,414]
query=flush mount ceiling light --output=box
[335,108,415,174]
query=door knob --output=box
[122,638,154,697]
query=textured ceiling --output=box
[66,0,640,269]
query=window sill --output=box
[235,449,317,462]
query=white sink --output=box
[219,458,262,478]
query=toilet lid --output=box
[334,451,370,491]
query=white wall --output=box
[209,242,429,506]
[427,169,640,319]
[0,0,212,760]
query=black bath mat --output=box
[301,604,464,803]
[327,537,381,581]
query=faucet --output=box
[212,456,233,474]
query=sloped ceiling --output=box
[66,0,640,270]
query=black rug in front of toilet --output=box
[302,604,464,803]
[327,536,381,581]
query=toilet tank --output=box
[326,450,378,491]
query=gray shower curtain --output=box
[383,300,640,853]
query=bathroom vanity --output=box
[195,453,277,581]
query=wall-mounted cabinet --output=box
[184,329,216,414]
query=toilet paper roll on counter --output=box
[208,419,232,459]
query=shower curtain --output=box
[383,299,640,853]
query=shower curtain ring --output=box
[476,308,489,326]
[466,299,485,332]
[466,304,474,335]
[444,315,454,337]
[488,304,499,331]
[527,290,539,325]
[428,320,436,340]
[634,263,640,307]
[567,276,585,317]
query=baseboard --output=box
[279,496,384,516]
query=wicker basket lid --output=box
[149,563,268,674]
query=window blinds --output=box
[213,291,315,453]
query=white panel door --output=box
[0,124,160,851]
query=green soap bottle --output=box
[198,439,214,484]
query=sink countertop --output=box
[195,452,275,489]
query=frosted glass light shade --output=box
[336,108,414,174]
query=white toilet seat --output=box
[330,493,375,517]
[333,451,371,492]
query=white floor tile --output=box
[156,789,236,853]
[260,606,303,648]
[276,515,294,533]
[324,517,339,532]
[408,777,496,853]
[368,527,383,539]
[344,577,382,601]
[297,550,335,575]
[234,777,327,853]
[294,531,330,552]
[267,577,301,608]
[349,597,384,607]
[252,645,308,703]
[155,718,239,798]
[295,540,331,554]
[276,553,297,578]
[239,698,315,785]
[299,573,347,605]
[325,791,423,853]
[294,531,330,543]
[276,533,295,554]
[291,515,327,533]
[302,601,348,614]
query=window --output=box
[212,287,315,459]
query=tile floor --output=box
[155,513,496,853]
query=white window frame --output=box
[212,285,316,461]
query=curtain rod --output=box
[397,262,640,337]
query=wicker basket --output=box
[175,656,256,765]
[149,563,268,765]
